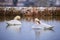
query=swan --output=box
[6,16,21,25]
[32,18,53,30]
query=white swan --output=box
[32,18,53,30]
[6,16,21,25]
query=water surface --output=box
[0,16,60,40]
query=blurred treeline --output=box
[0,7,60,17]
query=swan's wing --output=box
[32,24,44,30]
[41,23,53,28]
[6,20,21,25]
[12,20,21,24]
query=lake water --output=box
[0,16,60,40]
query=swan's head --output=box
[14,16,21,20]
[35,18,40,24]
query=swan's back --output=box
[32,21,53,30]
[7,20,21,25]
[41,22,52,28]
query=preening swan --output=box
[6,16,21,25]
[32,18,53,30]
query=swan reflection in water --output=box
[6,25,21,32]
[34,29,41,40]
[33,27,54,40]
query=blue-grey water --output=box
[0,16,60,40]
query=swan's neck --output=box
[35,21,40,24]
